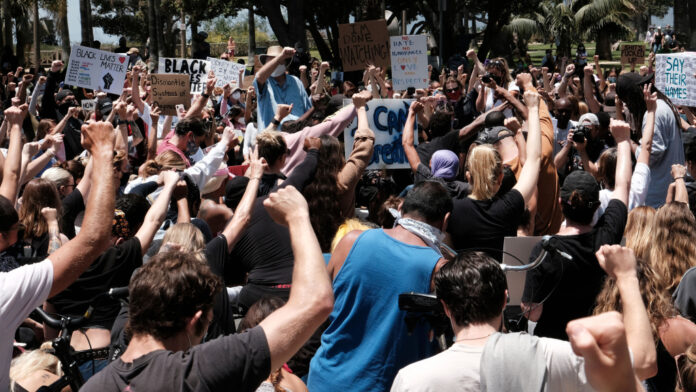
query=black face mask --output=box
[58,99,77,115]
[555,112,571,129]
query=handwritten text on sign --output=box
[390,35,429,90]
[620,43,646,66]
[64,45,128,94]
[150,74,190,116]
[343,99,415,169]
[338,19,390,72]
[655,53,696,106]
[158,58,209,94]
[206,57,246,88]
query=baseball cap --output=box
[98,97,113,116]
[560,171,600,206]
[475,126,514,145]
[55,89,74,102]
[578,113,599,127]
[616,73,654,100]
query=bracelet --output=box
[117,119,128,125]
[201,93,210,99]
[675,177,685,181]
[271,118,281,126]
[250,176,262,181]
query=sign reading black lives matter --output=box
[158,58,210,94]
[338,19,390,72]
[64,45,128,95]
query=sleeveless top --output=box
[307,229,440,392]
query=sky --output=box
[65,2,675,46]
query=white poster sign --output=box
[655,52,696,106]
[389,35,428,90]
[206,57,246,88]
[64,45,128,94]
[158,57,210,94]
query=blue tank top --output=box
[307,229,440,392]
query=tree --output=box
[256,0,308,50]
[79,0,94,46]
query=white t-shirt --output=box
[391,336,591,392]
[485,82,520,118]
[0,259,54,390]
[594,162,651,224]
[551,118,578,157]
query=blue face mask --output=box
[607,77,617,84]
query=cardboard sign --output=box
[343,99,415,169]
[620,43,646,66]
[338,19,390,72]
[150,74,191,116]
[81,99,96,112]
[158,57,210,94]
[655,53,696,106]
[64,45,128,94]
[390,35,429,90]
[206,57,246,88]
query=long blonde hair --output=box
[624,205,656,261]
[648,202,696,295]
[467,144,502,200]
[161,223,206,262]
[10,342,62,392]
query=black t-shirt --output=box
[49,237,142,329]
[61,188,84,239]
[447,189,525,261]
[522,199,628,340]
[415,163,470,199]
[82,326,271,392]
[205,235,243,338]
[453,89,479,128]
[416,129,461,165]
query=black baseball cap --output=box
[475,126,514,145]
[616,72,654,100]
[560,171,600,206]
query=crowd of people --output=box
[0,35,696,392]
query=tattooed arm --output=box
[41,207,62,255]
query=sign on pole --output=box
[655,53,696,106]
[64,45,128,94]
[150,74,191,116]
[206,57,246,88]
[620,43,646,66]
[338,19,390,72]
[389,35,429,90]
[343,99,415,169]
[81,99,96,112]
[158,57,210,94]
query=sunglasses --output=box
[445,88,459,93]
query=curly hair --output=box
[303,134,345,252]
[19,179,62,239]
[648,202,696,295]
[593,257,677,343]
[624,206,656,261]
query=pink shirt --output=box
[157,130,191,167]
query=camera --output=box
[481,73,502,86]
[572,125,590,143]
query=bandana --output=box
[389,209,456,259]
[112,209,131,239]
[430,150,459,180]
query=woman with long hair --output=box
[624,205,656,260]
[648,202,696,295]
[475,57,518,118]
[303,92,375,252]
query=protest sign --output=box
[338,19,390,72]
[158,57,209,94]
[81,99,96,112]
[620,43,646,66]
[655,53,696,106]
[343,99,415,169]
[150,74,190,116]
[503,236,543,306]
[206,57,246,88]
[64,45,128,94]
[389,35,428,90]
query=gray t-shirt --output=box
[82,326,270,392]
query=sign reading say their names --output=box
[206,57,246,88]
[150,74,191,116]
[158,57,209,94]
[655,53,696,106]
[620,43,646,66]
[64,45,128,94]
[390,35,428,90]
[343,99,415,169]
[338,19,390,72]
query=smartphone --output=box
[175,104,185,113]
[407,87,415,96]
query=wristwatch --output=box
[271,118,281,126]
[201,92,210,99]
[117,119,128,125]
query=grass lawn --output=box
[527,42,649,71]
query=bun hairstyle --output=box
[467,144,503,200]
[140,150,186,177]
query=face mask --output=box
[231,92,241,100]
[607,77,617,84]
[271,64,286,78]
[555,113,571,129]
[446,90,461,102]
[58,100,77,115]
[236,117,245,125]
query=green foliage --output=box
[203,15,274,43]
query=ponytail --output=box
[467,145,502,200]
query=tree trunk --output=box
[154,0,165,57]
[248,5,255,63]
[15,15,27,65]
[286,0,306,51]
[33,0,40,68]
[306,18,333,63]
[596,28,613,60]
[676,0,689,37]
[79,0,94,46]
[58,0,70,61]
[2,0,12,54]
[689,0,696,50]
[147,0,158,70]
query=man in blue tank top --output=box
[307,181,453,392]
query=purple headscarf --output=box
[430,150,459,181]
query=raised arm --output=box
[255,47,295,87]
[244,86,256,125]
[48,121,116,297]
[595,245,657,380]
[134,170,179,252]
[264,104,293,132]
[313,62,329,96]
[610,119,632,206]
[583,66,601,114]
[185,75,216,119]
[402,101,423,172]
[512,91,542,203]
[131,65,145,114]
[669,164,689,204]
[259,186,334,371]
[146,105,161,161]
[558,64,574,98]
[28,76,46,116]
[39,61,63,120]
[337,93,375,189]
[0,103,28,204]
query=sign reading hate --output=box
[206,57,246,88]
[620,43,646,66]
[338,19,390,72]
[158,57,209,94]
[343,99,415,169]
[390,35,428,90]
[150,74,190,116]
[655,53,696,106]
[64,45,128,94]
